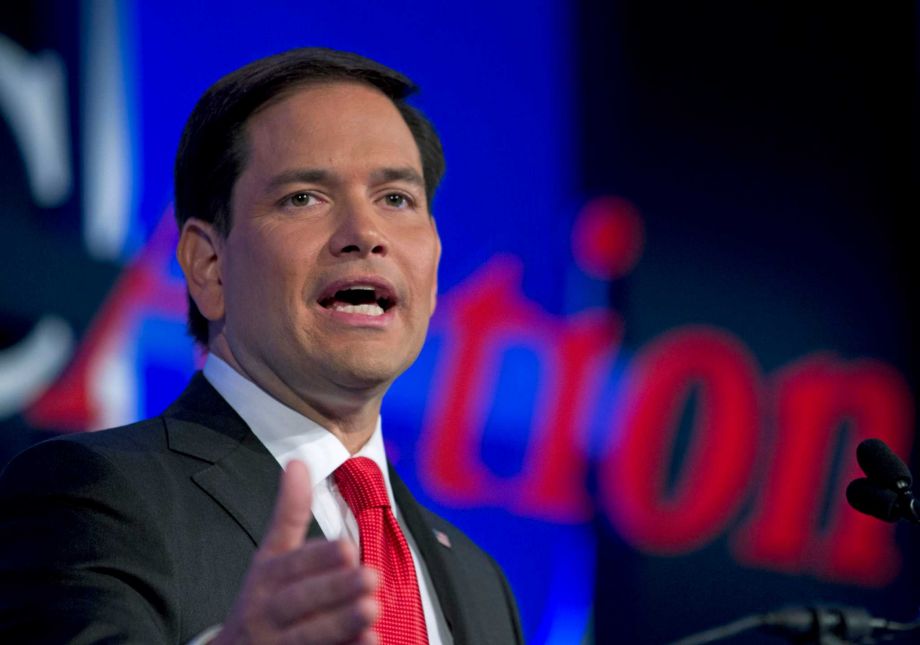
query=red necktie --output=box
[334,457,429,644]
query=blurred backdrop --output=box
[1,1,917,643]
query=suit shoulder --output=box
[0,417,167,494]
[0,418,182,642]
[57,416,168,451]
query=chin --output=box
[332,340,421,382]
[325,356,405,391]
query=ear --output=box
[429,217,442,316]
[176,218,225,323]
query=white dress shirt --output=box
[203,354,452,644]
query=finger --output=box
[262,538,360,585]
[280,596,378,645]
[269,565,378,626]
[343,632,378,645]
[262,459,313,554]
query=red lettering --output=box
[419,257,620,521]
[515,313,620,521]
[733,355,914,586]
[600,327,761,554]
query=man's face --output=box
[213,82,440,407]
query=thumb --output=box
[262,459,313,554]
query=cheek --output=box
[224,237,294,317]
[412,247,440,316]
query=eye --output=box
[286,191,321,208]
[382,193,413,209]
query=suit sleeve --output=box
[490,554,524,644]
[0,439,179,643]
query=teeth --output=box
[332,303,385,316]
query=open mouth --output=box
[318,283,396,317]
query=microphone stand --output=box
[667,605,920,645]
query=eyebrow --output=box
[266,169,331,191]
[369,167,425,189]
[266,167,425,192]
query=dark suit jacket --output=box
[0,374,523,644]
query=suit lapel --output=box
[164,373,324,544]
[161,376,465,632]
[189,432,280,545]
[389,464,470,643]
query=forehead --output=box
[240,81,422,175]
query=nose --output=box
[328,198,388,258]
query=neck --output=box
[301,394,381,454]
[209,342,384,454]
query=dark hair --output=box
[174,47,446,345]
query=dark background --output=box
[582,2,918,642]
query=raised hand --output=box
[214,460,378,645]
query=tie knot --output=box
[334,457,390,514]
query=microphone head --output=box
[846,477,900,522]
[856,438,912,489]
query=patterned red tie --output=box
[334,457,429,644]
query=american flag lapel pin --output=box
[433,528,452,549]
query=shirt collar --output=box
[202,354,392,498]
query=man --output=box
[0,48,523,644]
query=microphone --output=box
[856,438,912,491]
[848,438,920,524]
[845,477,907,523]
